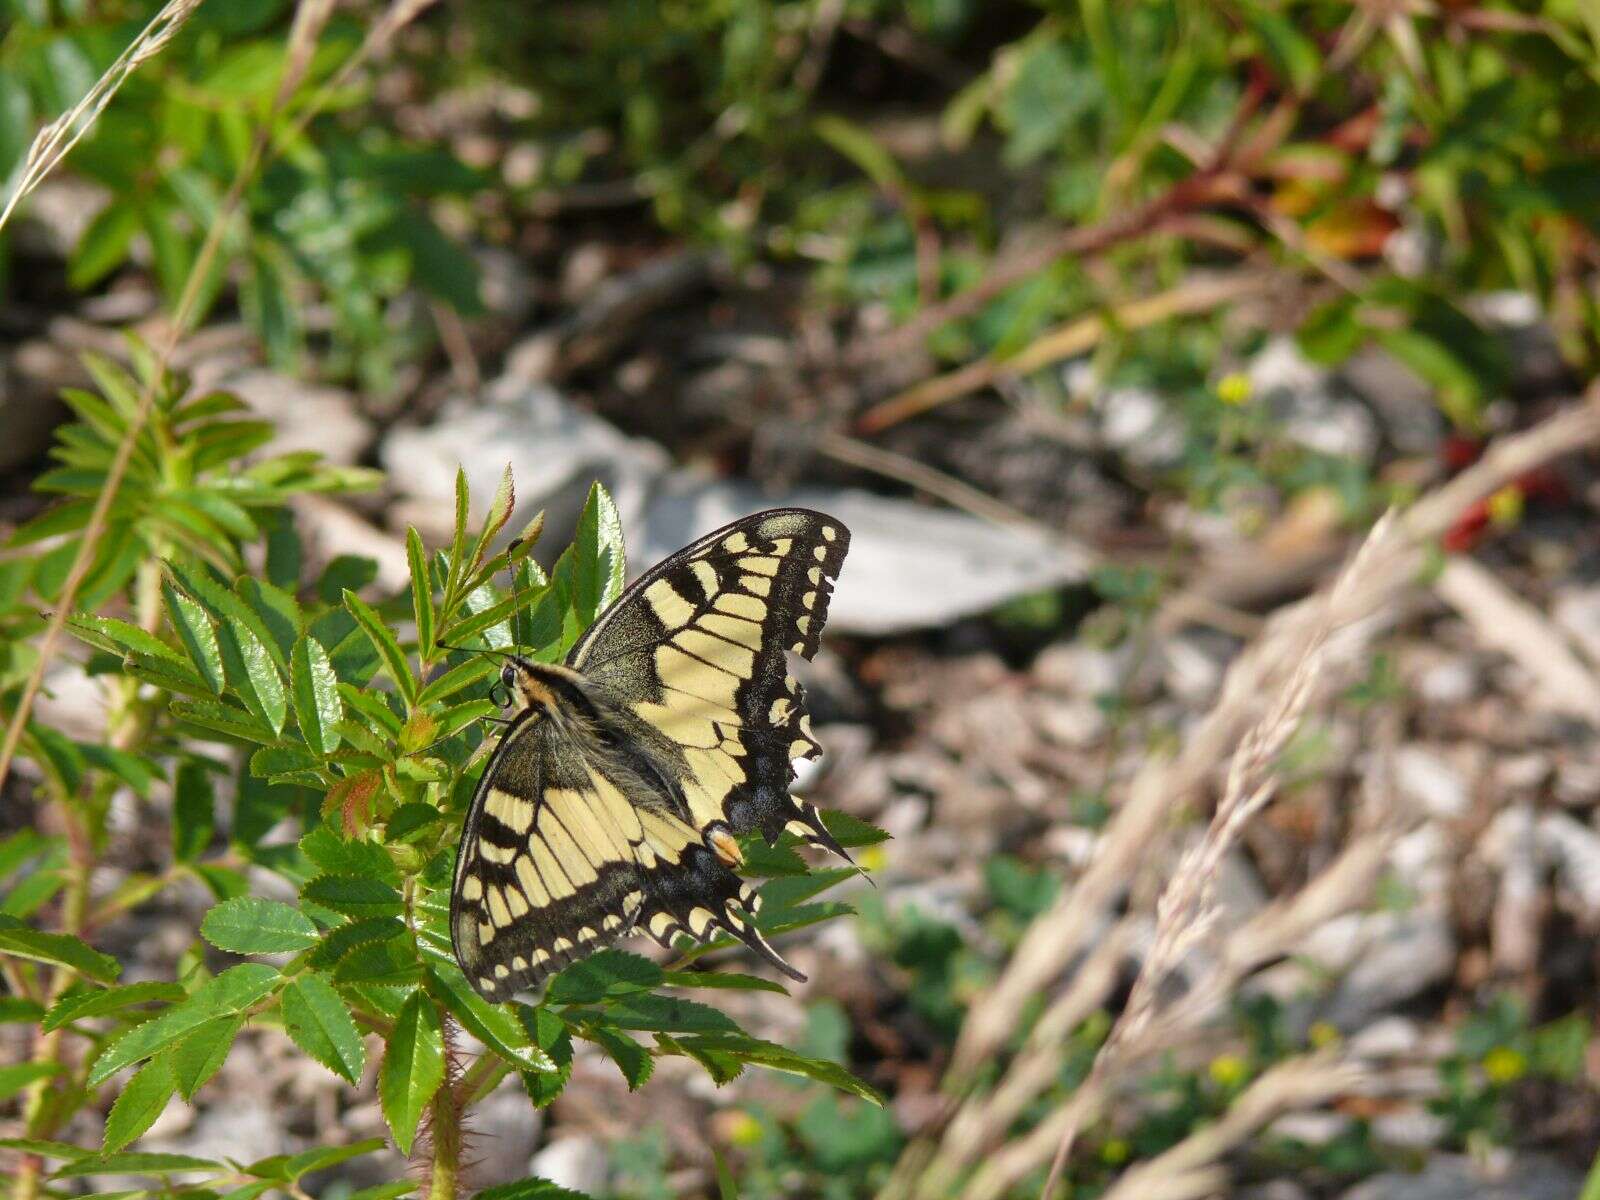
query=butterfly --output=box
[450,508,852,1001]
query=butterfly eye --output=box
[500,663,517,689]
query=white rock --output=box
[1347,1015,1422,1058]
[1320,909,1455,1028]
[530,1136,609,1195]
[1415,657,1480,706]
[1370,1108,1448,1149]
[1393,746,1469,819]
[385,382,1090,635]
[1267,1111,1351,1146]
[1097,387,1185,467]
[224,370,372,465]
[1552,584,1600,667]
[1539,811,1600,917]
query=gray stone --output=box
[1339,1155,1580,1200]
[529,1136,608,1195]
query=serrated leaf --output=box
[53,1152,222,1179]
[171,760,216,864]
[474,1179,596,1200]
[43,981,186,1032]
[291,635,343,755]
[546,950,662,1006]
[583,1024,653,1090]
[237,577,301,662]
[162,583,223,694]
[379,992,444,1155]
[416,654,497,708]
[599,992,740,1035]
[220,617,287,735]
[308,918,405,970]
[246,1137,388,1184]
[302,875,403,920]
[282,973,365,1083]
[469,464,516,574]
[170,698,276,745]
[300,827,400,884]
[819,809,891,848]
[675,1033,884,1104]
[407,528,436,660]
[662,970,788,994]
[0,919,119,983]
[344,591,416,706]
[65,615,184,665]
[200,897,318,954]
[170,1014,242,1099]
[89,964,279,1085]
[424,965,555,1073]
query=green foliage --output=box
[0,384,879,1192]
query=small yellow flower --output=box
[1482,1046,1527,1085]
[1308,1021,1341,1049]
[859,845,888,875]
[1215,373,1253,406]
[1100,1138,1130,1165]
[1208,1054,1249,1088]
[727,1110,764,1146]
[1487,485,1524,528]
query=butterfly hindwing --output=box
[568,508,851,853]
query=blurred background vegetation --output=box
[6,1,1600,1198]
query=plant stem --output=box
[428,1073,463,1200]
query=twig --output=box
[0,0,206,237]
[855,271,1274,434]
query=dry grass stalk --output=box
[0,0,444,796]
[1094,1053,1368,1200]
[0,0,206,237]
[1036,511,1397,1199]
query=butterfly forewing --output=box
[569,508,851,850]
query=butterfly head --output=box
[495,656,563,717]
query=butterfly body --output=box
[450,508,851,1001]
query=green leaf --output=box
[676,1033,884,1104]
[163,582,224,694]
[171,1014,242,1099]
[380,992,445,1155]
[468,464,517,574]
[319,555,379,605]
[600,992,740,1035]
[220,617,287,735]
[246,1138,388,1184]
[344,590,417,706]
[77,744,159,799]
[53,1152,223,1179]
[546,949,662,1006]
[238,577,302,662]
[89,964,280,1085]
[0,1060,58,1101]
[0,996,44,1023]
[474,1179,597,1200]
[571,481,626,628]
[308,918,406,970]
[172,760,216,864]
[171,698,275,744]
[301,827,400,885]
[819,809,891,848]
[200,897,318,954]
[282,973,366,1083]
[43,981,186,1032]
[302,875,404,920]
[583,1024,653,1090]
[333,940,423,987]
[291,635,343,755]
[1239,0,1320,96]
[0,919,119,983]
[424,965,555,1074]
[517,1007,573,1109]
[407,528,436,660]
[416,655,497,708]
[70,201,140,289]
[65,615,185,666]
[662,970,788,994]
[0,1137,92,1161]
